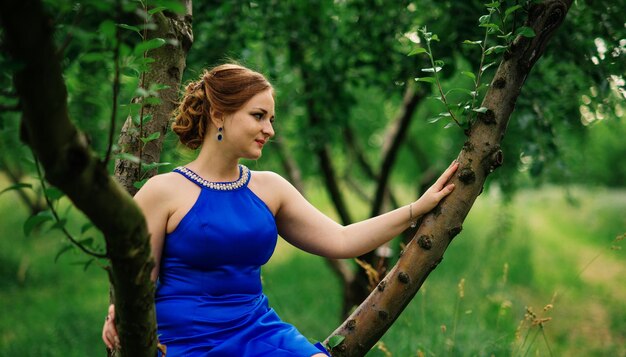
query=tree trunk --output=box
[324,1,574,355]
[109,2,193,356]
[0,1,194,356]
[114,2,193,195]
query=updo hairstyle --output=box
[172,64,273,149]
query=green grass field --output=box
[0,181,624,356]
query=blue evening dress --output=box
[155,164,330,356]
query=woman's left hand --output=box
[415,161,459,212]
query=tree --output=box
[0,0,191,356]
[2,0,623,355]
[324,1,576,354]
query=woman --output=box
[102,63,458,356]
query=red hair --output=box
[172,64,273,149]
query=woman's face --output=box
[222,89,275,160]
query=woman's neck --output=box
[187,144,240,182]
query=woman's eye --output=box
[253,113,264,120]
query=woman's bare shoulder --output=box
[135,172,189,201]
[249,170,291,189]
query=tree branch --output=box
[104,1,121,166]
[274,126,354,288]
[325,1,574,354]
[33,154,107,258]
[370,84,422,217]
[0,0,159,355]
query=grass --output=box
[0,179,624,356]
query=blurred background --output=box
[0,0,624,356]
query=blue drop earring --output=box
[216,127,223,141]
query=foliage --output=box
[0,0,625,353]
[1,186,624,355]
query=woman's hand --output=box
[415,161,459,213]
[102,304,119,351]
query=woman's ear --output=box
[210,108,224,128]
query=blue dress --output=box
[155,165,330,356]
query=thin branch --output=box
[137,1,150,174]
[343,123,400,208]
[33,152,107,258]
[0,155,44,214]
[343,124,378,180]
[104,0,122,166]
[343,175,372,204]
[370,84,422,217]
[273,137,305,194]
[423,32,463,128]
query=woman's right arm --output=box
[102,175,172,350]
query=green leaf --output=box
[485,45,508,55]
[407,47,428,56]
[428,112,451,124]
[481,62,496,72]
[99,20,116,39]
[479,23,500,30]
[430,34,440,42]
[327,335,345,349]
[463,40,483,46]
[83,258,96,271]
[505,5,523,18]
[473,107,489,113]
[516,26,536,38]
[81,52,107,63]
[152,0,186,13]
[54,245,74,263]
[24,211,54,236]
[444,122,456,129]
[48,218,67,232]
[81,222,94,235]
[133,178,149,190]
[44,187,64,201]
[132,113,153,126]
[141,161,171,172]
[116,153,141,164]
[134,38,166,55]
[148,6,167,15]
[79,237,95,248]
[135,87,150,98]
[446,88,473,96]
[421,66,442,73]
[479,15,491,24]
[118,23,141,34]
[140,131,161,145]
[461,71,476,80]
[485,1,500,8]
[414,77,437,84]
[144,97,162,105]
[0,183,32,196]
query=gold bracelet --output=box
[409,203,417,228]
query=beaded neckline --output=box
[173,165,250,191]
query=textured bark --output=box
[114,2,193,195]
[0,1,190,356]
[325,1,573,355]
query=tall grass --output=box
[0,183,624,356]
